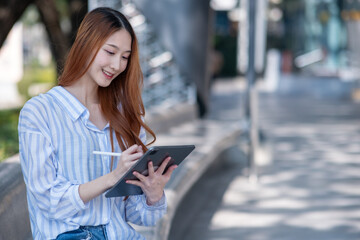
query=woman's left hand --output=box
[126,157,177,205]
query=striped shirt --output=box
[18,86,166,240]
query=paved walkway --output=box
[170,76,360,240]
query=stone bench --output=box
[0,154,31,240]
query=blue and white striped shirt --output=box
[18,86,166,240]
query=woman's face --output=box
[85,29,132,88]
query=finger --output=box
[136,145,143,154]
[133,171,147,181]
[125,144,139,154]
[126,179,143,188]
[148,161,155,177]
[126,152,143,162]
[157,157,171,174]
[163,164,178,178]
[124,159,139,169]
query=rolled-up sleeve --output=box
[124,194,167,226]
[19,106,89,222]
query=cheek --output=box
[120,62,128,73]
[97,58,109,68]
[94,52,109,67]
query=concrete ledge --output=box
[145,102,198,134]
[0,155,31,240]
[133,119,242,239]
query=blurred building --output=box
[23,23,52,67]
[268,0,357,80]
[133,0,212,116]
[0,5,54,109]
[340,0,360,78]
[0,23,23,109]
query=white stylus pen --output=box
[93,151,122,157]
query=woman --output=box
[18,7,176,239]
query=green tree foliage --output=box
[0,108,20,162]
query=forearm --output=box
[78,171,119,203]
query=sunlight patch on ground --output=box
[210,211,283,229]
[255,198,309,209]
[287,210,360,231]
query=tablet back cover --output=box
[105,145,195,198]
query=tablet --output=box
[105,145,195,198]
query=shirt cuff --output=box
[142,192,167,209]
[71,185,90,211]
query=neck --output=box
[64,77,99,108]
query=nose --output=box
[110,57,121,72]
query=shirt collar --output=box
[48,86,87,121]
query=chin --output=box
[97,82,111,88]
[100,78,114,86]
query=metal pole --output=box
[246,0,258,183]
[247,0,255,87]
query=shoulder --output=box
[18,89,55,133]
[20,90,54,118]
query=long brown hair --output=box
[58,7,155,155]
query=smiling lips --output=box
[102,69,114,79]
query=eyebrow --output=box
[105,43,131,53]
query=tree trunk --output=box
[34,0,70,76]
[0,0,34,47]
[68,0,88,44]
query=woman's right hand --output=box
[111,144,143,185]
[79,144,144,203]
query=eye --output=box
[122,56,129,60]
[105,50,115,55]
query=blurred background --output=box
[0,0,359,160]
[1,0,360,161]
[0,0,359,239]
